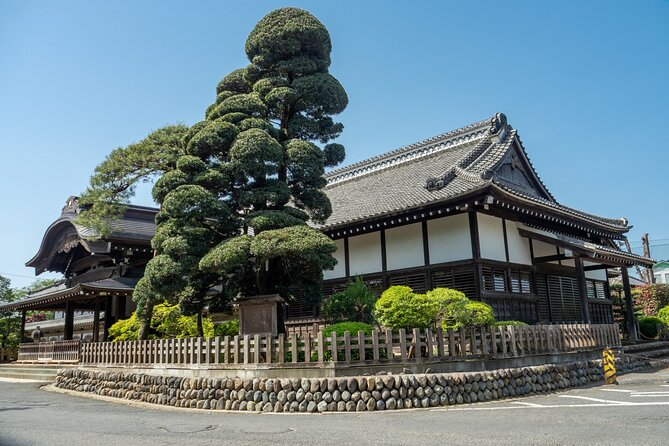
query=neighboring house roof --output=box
[653,261,669,270]
[320,113,630,235]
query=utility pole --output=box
[641,233,655,283]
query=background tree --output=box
[321,277,377,324]
[78,125,188,237]
[0,276,20,350]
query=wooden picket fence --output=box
[80,323,620,367]
[17,340,81,363]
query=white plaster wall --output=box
[478,213,506,262]
[505,220,532,265]
[323,238,346,279]
[385,223,424,271]
[427,213,472,263]
[532,239,558,259]
[348,232,382,275]
[584,261,607,280]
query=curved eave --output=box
[25,217,91,272]
[490,184,630,238]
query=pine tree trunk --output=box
[138,304,153,340]
[197,311,204,338]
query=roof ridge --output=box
[324,116,492,185]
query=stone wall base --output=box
[54,356,651,413]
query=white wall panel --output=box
[427,213,472,263]
[505,220,532,265]
[323,238,346,279]
[532,239,558,259]
[478,213,506,261]
[385,223,424,271]
[348,232,382,275]
[584,261,607,280]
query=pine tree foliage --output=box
[132,8,348,336]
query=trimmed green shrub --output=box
[108,304,214,341]
[321,277,377,324]
[374,286,443,330]
[443,301,495,330]
[214,319,239,337]
[658,306,669,327]
[494,320,528,327]
[638,316,667,339]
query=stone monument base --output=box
[237,294,285,336]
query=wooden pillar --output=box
[574,256,592,324]
[64,301,75,340]
[20,309,26,343]
[468,211,483,300]
[93,297,100,342]
[115,294,127,319]
[103,295,114,342]
[621,266,639,341]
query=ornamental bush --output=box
[638,316,667,340]
[658,306,669,327]
[321,277,377,324]
[443,301,495,331]
[108,304,214,341]
[214,319,240,337]
[374,286,442,330]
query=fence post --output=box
[509,326,518,357]
[344,332,351,363]
[372,330,380,361]
[289,333,297,364]
[399,329,407,360]
[425,328,434,359]
[330,332,338,362]
[459,328,467,356]
[317,331,324,363]
[278,334,285,364]
[232,335,239,364]
[304,332,311,364]
[436,328,445,358]
[243,335,250,365]
[358,331,365,362]
[447,328,455,357]
[384,329,393,360]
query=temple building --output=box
[1,113,652,339]
[2,197,156,341]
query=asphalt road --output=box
[1,369,668,446]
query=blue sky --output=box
[0,1,668,288]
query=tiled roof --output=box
[0,276,138,311]
[319,113,631,233]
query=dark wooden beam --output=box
[64,301,75,340]
[533,254,569,264]
[103,295,113,341]
[93,297,100,342]
[583,264,613,272]
[20,310,26,343]
[422,220,432,290]
[621,267,639,341]
[574,256,592,324]
[343,237,350,278]
[469,211,483,300]
[380,229,388,290]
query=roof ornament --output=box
[62,196,81,215]
[489,112,508,142]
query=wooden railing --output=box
[0,348,17,362]
[17,340,81,363]
[81,323,620,367]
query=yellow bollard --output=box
[603,349,618,385]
